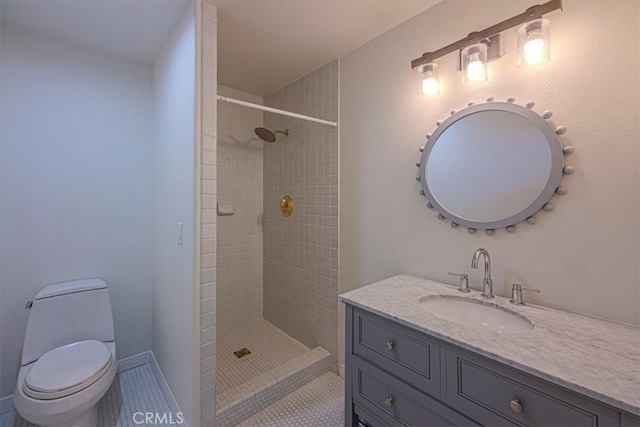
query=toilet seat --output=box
[23,340,113,400]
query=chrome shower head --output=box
[254,127,289,143]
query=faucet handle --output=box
[447,272,470,293]
[518,284,541,293]
[510,284,541,305]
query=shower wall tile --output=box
[263,59,340,372]
[200,2,217,425]
[216,85,264,333]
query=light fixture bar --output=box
[410,0,562,69]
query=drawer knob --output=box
[385,341,394,350]
[384,397,393,407]
[509,399,523,413]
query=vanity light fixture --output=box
[411,0,562,88]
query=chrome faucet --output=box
[471,248,494,298]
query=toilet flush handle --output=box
[25,301,33,309]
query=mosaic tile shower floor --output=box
[236,371,344,427]
[0,364,171,427]
[216,319,309,395]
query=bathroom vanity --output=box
[340,275,640,426]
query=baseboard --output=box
[148,352,185,425]
[0,395,14,415]
[118,350,152,373]
[0,350,156,415]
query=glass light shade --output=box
[518,19,551,67]
[419,63,440,96]
[461,43,488,83]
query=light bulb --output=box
[461,43,487,83]
[418,62,439,96]
[523,38,545,64]
[466,54,485,81]
[518,19,551,67]
[422,77,438,95]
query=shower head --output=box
[254,127,289,143]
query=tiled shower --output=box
[216,85,264,333]
[215,60,339,424]
[263,60,340,368]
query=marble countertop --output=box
[340,274,640,416]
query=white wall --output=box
[0,25,154,398]
[340,0,639,365]
[151,3,196,424]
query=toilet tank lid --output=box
[35,279,107,300]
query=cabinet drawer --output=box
[353,357,478,427]
[353,308,441,396]
[445,346,620,426]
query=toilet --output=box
[14,279,117,427]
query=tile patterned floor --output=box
[236,372,344,427]
[1,344,343,427]
[216,319,310,395]
[0,364,171,427]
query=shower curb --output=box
[216,346,330,426]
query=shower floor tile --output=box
[235,371,344,427]
[0,363,171,427]
[216,319,310,395]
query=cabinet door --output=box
[445,345,620,426]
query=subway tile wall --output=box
[216,85,264,333]
[263,60,340,371]
[200,1,217,425]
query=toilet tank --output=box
[21,279,114,366]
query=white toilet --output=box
[14,279,117,427]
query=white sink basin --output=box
[419,295,534,334]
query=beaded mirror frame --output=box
[416,96,574,235]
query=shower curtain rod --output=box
[216,95,338,128]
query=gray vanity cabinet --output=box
[345,304,636,427]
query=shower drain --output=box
[233,348,251,358]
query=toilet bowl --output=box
[14,279,117,427]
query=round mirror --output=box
[418,101,568,232]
